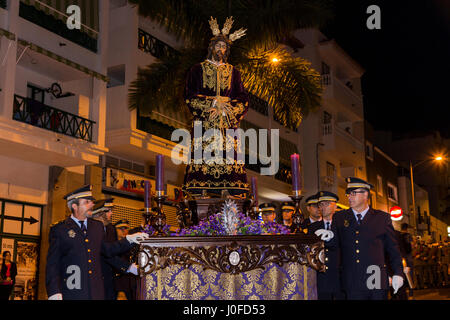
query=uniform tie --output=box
[325,221,330,230]
[79,221,87,237]
[356,214,362,225]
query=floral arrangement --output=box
[143,224,171,236]
[176,212,291,236]
[142,200,291,237]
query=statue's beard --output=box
[213,50,225,62]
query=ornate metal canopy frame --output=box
[138,234,325,275]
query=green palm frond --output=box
[236,45,322,129]
[127,0,332,128]
[128,48,204,119]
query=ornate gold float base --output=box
[137,234,324,300]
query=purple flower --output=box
[175,212,292,236]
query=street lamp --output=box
[409,155,445,231]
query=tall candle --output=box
[251,177,258,206]
[156,155,164,192]
[291,153,301,191]
[144,180,151,208]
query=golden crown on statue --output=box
[209,16,246,43]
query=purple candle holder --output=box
[156,155,164,193]
[291,153,301,192]
[144,180,151,209]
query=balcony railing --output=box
[322,123,332,136]
[13,94,95,142]
[321,74,331,86]
[138,28,178,60]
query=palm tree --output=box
[128,0,334,130]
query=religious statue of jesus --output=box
[182,17,249,198]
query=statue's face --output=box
[213,41,227,62]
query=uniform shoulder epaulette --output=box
[50,219,65,228]
[90,219,103,225]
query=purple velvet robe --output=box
[182,60,249,197]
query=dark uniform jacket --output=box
[46,217,133,300]
[308,220,342,295]
[102,223,131,300]
[300,217,320,231]
[328,208,403,292]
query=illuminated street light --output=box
[271,57,280,63]
[409,155,447,230]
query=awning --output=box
[20,0,99,39]
[0,28,15,41]
[17,38,108,82]
[148,104,190,129]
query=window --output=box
[377,175,383,196]
[326,162,335,178]
[322,111,332,136]
[27,84,45,103]
[321,62,330,75]
[323,111,332,124]
[107,65,126,88]
[366,141,374,161]
[387,183,398,202]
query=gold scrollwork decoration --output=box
[139,239,325,275]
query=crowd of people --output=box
[412,239,449,290]
[277,177,447,300]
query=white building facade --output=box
[294,29,367,208]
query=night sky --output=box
[322,0,450,137]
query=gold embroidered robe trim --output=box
[201,61,233,92]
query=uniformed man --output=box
[308,191,344,300]
[259,203,276,223]
[91,198,136,300]
[115,219,131,240]
[280,202,295,227]
[113,219,138,300]
[315,177,404,300]
[45,185,149,300]
[300,193,321,230]
[413,240,427,289]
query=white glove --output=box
[48,293,62,300]
[126,232,149,244]
[392,275,404,294]
[127,263,138,275]
[314,229,334,241]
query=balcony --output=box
[320,175,336,192]
[138,28,178,60]
[334,125,364,151]
[0,95,106,167]
[321,74,363,120]
[18,2,98,52]
[13,95,95,142]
